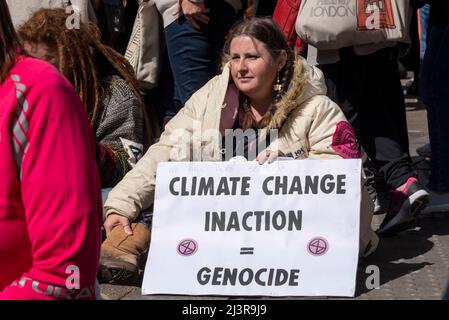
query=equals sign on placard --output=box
[240,247,254,255]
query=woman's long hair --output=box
[18,8,143,131]
[223,17,298,129]
[0,0,22,83]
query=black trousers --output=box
[321,47,414,189]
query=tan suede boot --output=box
[99,222,151,285]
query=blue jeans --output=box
[164,0,241,112]
[101,188,112,221]
[444,282,449,300]
[420,25,449,192]
[420,5,430,60]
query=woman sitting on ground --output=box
[100,17,379,284]
[19,8,150,189]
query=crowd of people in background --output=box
[0,0,448,299]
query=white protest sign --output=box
[142,159,361,297]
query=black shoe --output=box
[406,79,420,97]
[97,259,140,285]
[416,143,431,159]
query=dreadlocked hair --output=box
[18,8,143,130]
[223,17,296,130]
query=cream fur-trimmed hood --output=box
[266,58,328,130]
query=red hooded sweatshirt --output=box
[0,56,102,300]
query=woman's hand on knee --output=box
[104,213,133,237]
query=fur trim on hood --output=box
[267,58,328,130]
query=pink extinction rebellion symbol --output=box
[307,237,329,256]
[177,239,198,256]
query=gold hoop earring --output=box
[273,71,282,93]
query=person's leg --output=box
[444,282,449,300]
[358,48,429,234]
[99,196,153,285]
[322,48,413,190]
[164,18,215,107]
[321,49,381,214]
[321,49,362,137]
[164,0,241,107]
[421,25,449,213]
[421,25,449,187]
[407,10,422,96]
[358,47,413,189]
[99,221,151,285]
[322,47,428,234]
[427,98,449,192]
[415,13,436,159]
[420,4,431,60]
[363,48,429,233]
[152,46,179,124]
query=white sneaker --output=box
[421,191,449,214]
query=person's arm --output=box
[0,71,102,300]
[103,87,204,234]
[307,97,361,159]
[263,96,357,161]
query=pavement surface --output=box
[100,92,449,300]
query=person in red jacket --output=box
[0,0,102,300]
[272,0,307,55]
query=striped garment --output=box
[95,75,144,188]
